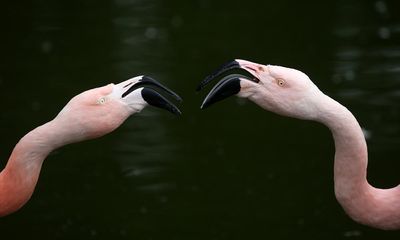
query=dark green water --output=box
[1,0,400,239]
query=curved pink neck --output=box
[317,94,400,230]
[0,120,61,216]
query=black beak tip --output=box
[141,88,182,116]
[175,95,183,103]
[171,107,182,115]
[198,77,241,110]
[196,60,241,92]
[200,102,210,110]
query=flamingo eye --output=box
[97,97,107,105]
[277,78,285,87]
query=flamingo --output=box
[197,59,400,230]
[0,75,181,216]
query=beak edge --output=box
[200,77,241,109]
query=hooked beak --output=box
[197,60,260,109]
[122,76,182,115]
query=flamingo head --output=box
[198,59,321,120]
[55,75,181,141]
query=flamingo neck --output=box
[316,94,400,230]
[0,120,62,216]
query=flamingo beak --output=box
[122,76,182,115]
[197,60,260,109]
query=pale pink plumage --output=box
[200,59,400,230]
[0,76,179,216]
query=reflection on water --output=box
[112,0,179,194]
[1,0,400,239]
[114,113,180,194]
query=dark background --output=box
[1,0,400,239]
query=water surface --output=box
[1,0,400,239]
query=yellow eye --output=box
[97,97,107,105]
[277,79,285,87]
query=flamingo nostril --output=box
[123,82,134,88]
